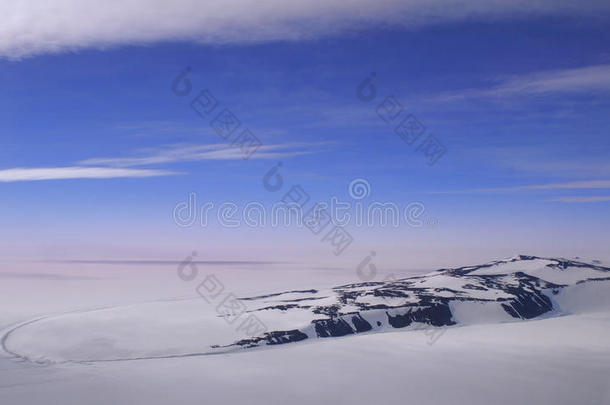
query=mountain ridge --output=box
[218,255,610,350]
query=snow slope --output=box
[1,312,609,405]
[2,255,609,362]
[1,255,609,405]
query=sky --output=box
[1,1,609,270]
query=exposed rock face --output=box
[219,256,610,350]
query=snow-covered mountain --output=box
[3,255,609,364]
[2,255,609,405]
[220,255,610,350]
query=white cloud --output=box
[0,142,319,182]
[438,64,610,101]
[432,180,610,194]
[475,147,610,178]
[2,0,609,59]
[550,196,610,203]
[77,142,321,167]
[520,180,610,191]
[494,64,610,95]
[0,166,177,182]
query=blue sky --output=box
[1,2,609,268]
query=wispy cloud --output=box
[550,196,610,203]
[438,64,610,101]
[432,180,610,194]
[512,160,610,178]
[78,142,326,167]
[0,142,321,182]
[44,259,285,265]
[501,180,610,191]
[0,272,100,280]
[475,147,610,178]
[0,167,177,182]
[3,0,609,59]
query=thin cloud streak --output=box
[476,147,610,178]
[550,196,610,203]
[0,167,178,182]
[520,180,610,191]
[437,64,610,101]
[0,142,323,182]
[0,272,100,280]
[78,142,329,167]
[430,180,610,194]
[44,259,286,265]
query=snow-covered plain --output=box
[1,257,609,405]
